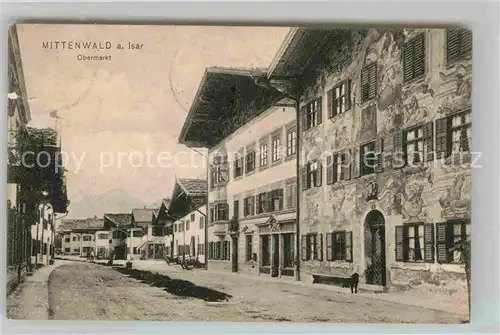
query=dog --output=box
[341,273,359,294]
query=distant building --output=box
[103,213,133,260]
[59,217,104,257]
[165,178,207,264]
[132,207,164,259]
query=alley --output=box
[39,261,465,323]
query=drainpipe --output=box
[293,92,301,282]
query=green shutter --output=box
[317,96,323,125]
[436,222,450,263]
[435,117,449,159]
[301,235,308,261]
[326,155,334,185]
[317,233,323,261]
[395,225,404,262]
[345,231,353,262]
[326,233,333,261]
[423,121,434,162]
[424,223,435,263]
[327,89,333,118]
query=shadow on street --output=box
[114,267,232,302]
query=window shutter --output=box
[279,189,284,210]
[301,105,307,132]
[317,233,323,261]
[301,235,308,261]
[435,117,449,159]
[403,39,414,82]
[446,29,461,63]
[351,147,361,178]
[393,131,404,169]
[368,63,377,100]
[423,121,434,162]
[424,223,435,263]
[345,150,352,180]
[436,222,450,263]
[383,133,394,171]
[326,233,333,261]
[301,166,308,191]
[316,160,323,187]
[346,79,352,110]
[345,231,353,262]
[317,97,323,125]
[395,225,404,262]
[462,29,472,56]
[414,33,425,79]
[374,137,384,173]
[326,155,334,185]
[327,89,333,118]
[361,67,369,102]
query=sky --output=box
[17,24,289,204]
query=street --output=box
[14,261,466,323]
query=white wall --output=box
[172,206,206,263]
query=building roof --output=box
[267,28,362,80]
[167,178,207,219]
[178,66,284,148]
[132,207,154,223]
[59,217,104,233]
[103,213,133,228]
[8,25,31,124]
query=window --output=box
[404,126,423,165]
[327,151,350,184]
[199,216,205,229]
[72,236,79,241]
[153,226,164,236]
[233,200,239,219]
[198,243,205,255]
[180,222,184,232]
[74,248,80,253]
[283,233,295,268]
[243,196,255,217]
[286,128,297,156]
[256,192,270,214]
[174,224,178,233]
[64,248,70,253]
[326,231,353,261]
[234,154,243,178]
[396,223,435,263]
[132,230,143,237]
[133,247,138,254]
[446,29,472,64]
[210,156,228,188]
[216,241,222,260]
[83,236,92,241]
[304,160,322,190]
[190,213,195,222]
[98,233,108,240]
[211,203,229,222]
[436,220,471,263]
[403,33,425,82]
[301,234,321,261]
[185,220,190,231]
[245,235,253,261]
[360,141,377,176]
[436,110,472,159]
[285,183,296,209]
[270,189,284,212]
[222,241,231,260]
[328,80,351,118]
[259,143,268,167]
[261,235,270,266]
[272,135,281,162]
[361,63,377,102]
[65,238,70,243]
[303,98,322,130]
[245,150,256,174]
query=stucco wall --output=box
[299,28,472,292]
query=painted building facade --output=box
[267,28,471,293]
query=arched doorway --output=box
[364,210,386,286]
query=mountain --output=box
[65,188,147,219]
[148,198,166,209]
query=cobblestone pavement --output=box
[46,262,466,323]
